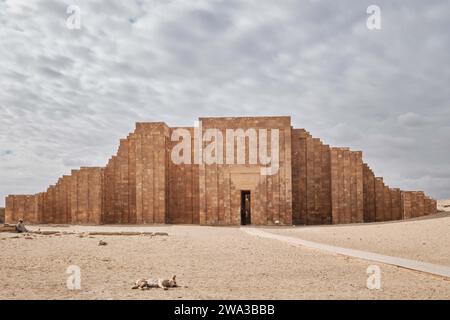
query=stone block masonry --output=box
[5,116,437,225]
[327,148,364,224]
[5,168,103,224]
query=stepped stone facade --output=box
[5,116,437,225]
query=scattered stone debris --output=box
[33,231,62,235]
[98,240,108,246]
[87,231,168,237]
[1,226,169,238]
[0,224,17,233]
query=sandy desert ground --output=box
[1,214,450,300]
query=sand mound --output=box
[437,199,450,212]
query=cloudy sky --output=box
[0,0,449,206]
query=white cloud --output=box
[1,0,449,205]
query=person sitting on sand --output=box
[15,219,29,233]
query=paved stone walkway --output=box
[242,227,450,279]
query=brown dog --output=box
[132,275,177,290]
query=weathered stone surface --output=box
[4,116,437,225]
[401,191,413,219]
[362,164,376,222]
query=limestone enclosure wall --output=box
[5,168,103,224]
[291,129,331,225]
[198,117,292,225]
[168,127,200,224]
[102,123,170,224]
[328,148,364,224]
[5,116,437,225]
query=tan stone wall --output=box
[168,127,200,224]
[134,123,170,224]
[102,123,170,224]
[424,196,437,215]
[5,168,102,224]
[5,194,39,224]
[5,196,13,223]
[411,191,426,218]
[374,177,385,222]
[292,129,331,225]
[390,188,402,220]
[198,117,292,225]
[383,185,392,221]
[362,164,376,222]
[329,148,364,224]
[401,191,412,219]
[291,129,307,224]
[0,207,4,223]
[4,116,438,226]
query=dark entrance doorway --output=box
[240,191,251,225]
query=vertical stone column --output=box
[103,158,115,224]
[55,179,62,224]
[363,164,376,222]
[342,149,351,224]
[44,187,54,223]
[431,199,437,214]
[135,134,143,224]
[299,131,308,225]
[141,133,154,223]
[115,139,129,224]
[88,168,103,224]
[37,192,44,223]
[312,138,322,224]
[410,192,418,218]
[330,148,340,224]
[284,126,293,225]
[401,191,412,219]
[128,134,137,224]
[70,170,79,224]
[305,137,315,224]
[416,192,425,217]
[321,144,332,224]
[354,151,364,223]
[291,129,308,225]
[77,169,89,223]
[383,185,392,221]
[24,195,38,223]
[349,152,357,223]
[63,176,72,224]
[390,188,401,220]
[374,178,385,222]
[134,123,170,224]
[5,195,14,223]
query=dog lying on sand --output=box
[132,275,177,290]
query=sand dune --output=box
[438,200,450,212]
